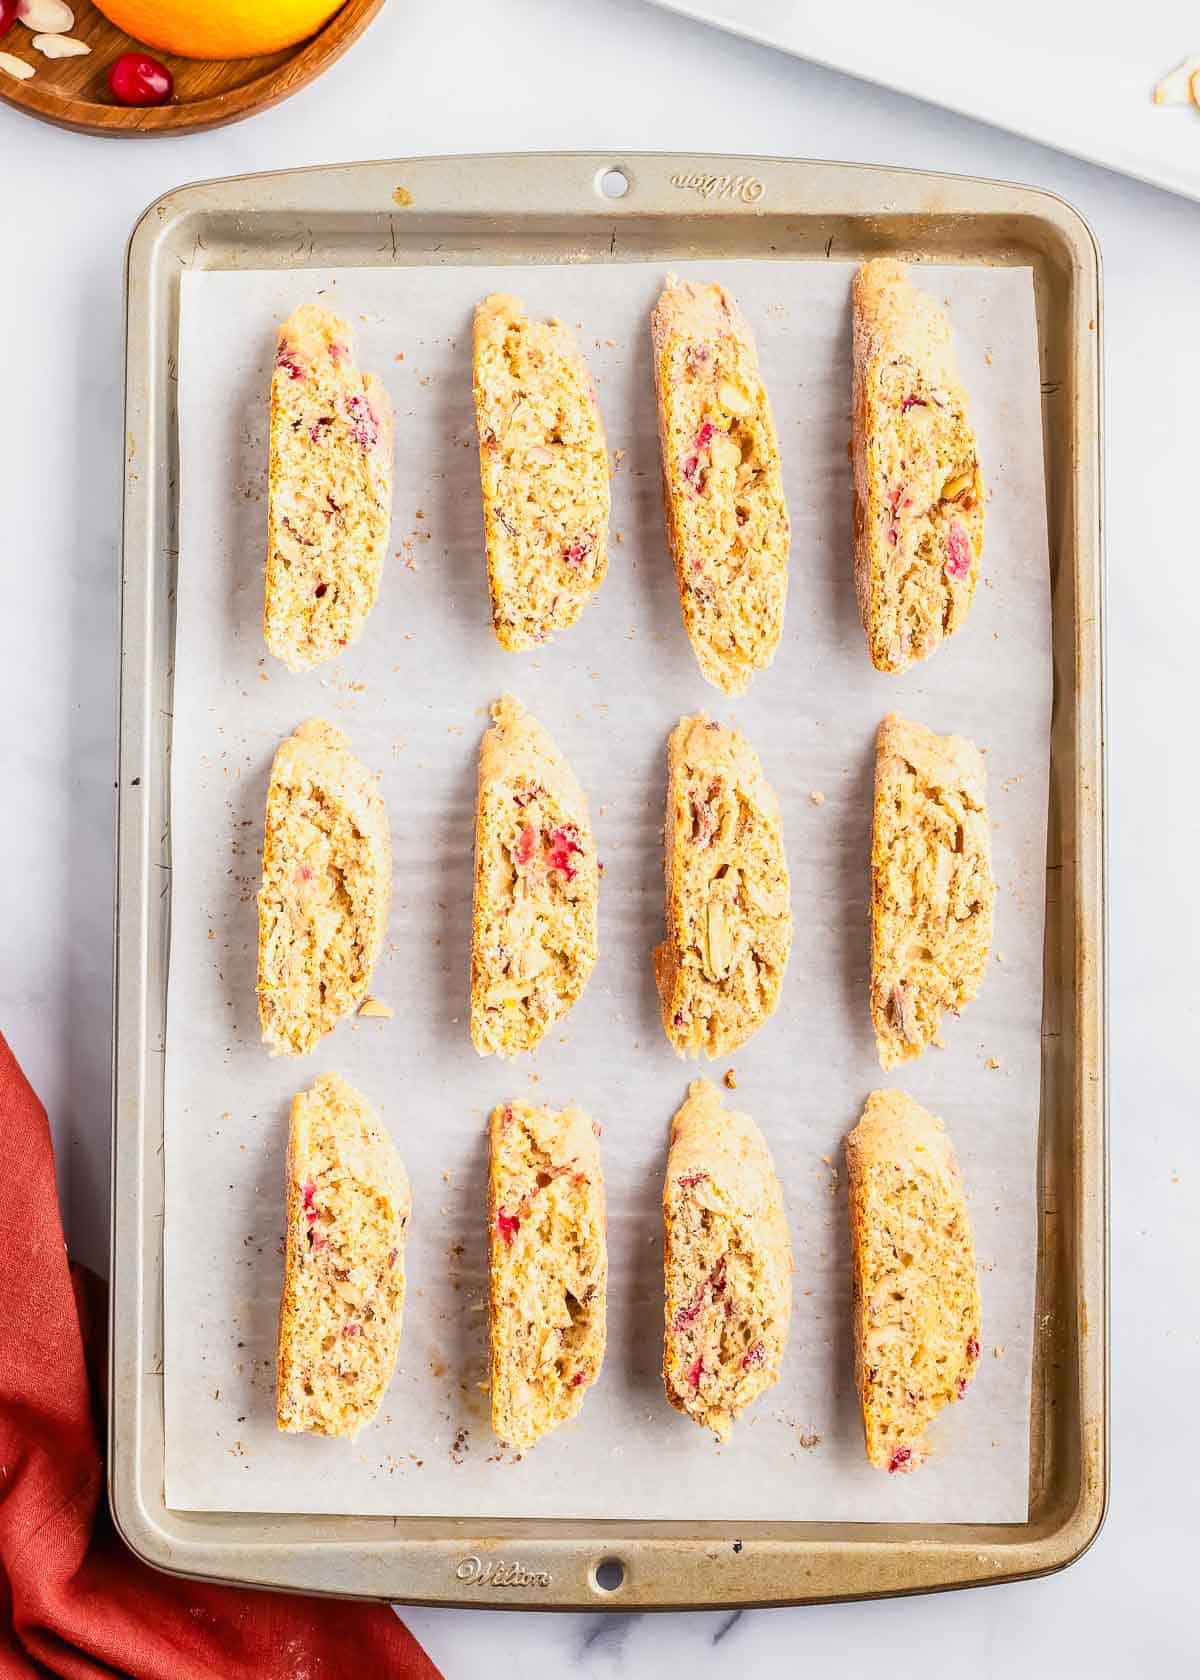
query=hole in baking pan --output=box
[597,167,629,199]
[592,1556,626,1593]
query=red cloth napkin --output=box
[0,1032,443,1680]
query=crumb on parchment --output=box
[723,1068,737,1089]
[358,997,394,1019]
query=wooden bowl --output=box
[0,0,387,134]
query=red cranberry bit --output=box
[297,865,313,882]
[308,417,333,444]
[308,1231,327,1251]
[342,1323,360,1338]
[945,518,973,580]
[302,1180,318,1223]
[741,1341,765,1371]
[901,395,927,413]
[275,342,306,381]
[314,581,328,599]
[955,1376,968,1399]
[329,341,348,362]
[108,51,174,108]
[547,825,583,879]
[676,1170,707,1188]
[513,823,537,869]
[496,1209,520,1246]
[672,1296,703,1333]
[570,1371,586,1388]
[681,420,716,488]
[563,535,593,566]
[966,1336,980,1361]
[343,392,380,450]
[710,1260,727,1298]
[887,1445,913,1474]
[686,1356,705,1390]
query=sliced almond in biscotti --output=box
[662,1079,792,1441]
[870,712,994,1068]
[851,259,983,673]
[845,1089,981,1473]
[470,695,599,1057]
[473,294,611,651]
[488,1099,606,1452]
[257,720,391,1056]
[651,276,789,695]
[654,714,791,1058]
[276,1073,410,1438]
[266,304,393,671]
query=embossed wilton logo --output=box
[455,1555,551,1588]
[670,171,765,204]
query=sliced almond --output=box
[18,0,74,29]
[941,471,973,502]
[31,32,90,56]
[0,52,34,79]
[357,997,394,1019]
[704,899,735,979]
[717,380,753,416]
[1190,67,1200,113]
[709,432,742,469]
[1154,55,1200,105]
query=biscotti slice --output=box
[266,304,393,671]
[488,1099,607,1452]
[845,1090,981,1473]
[473,293,610,650]
[851,259,984,673]
[662,1080,792,1441]
[870,713,994,1068]
[652,277,789,694]
[276,1073,410,1438]
[653,715,791,1058]
[257,720,391,1056]
[470,695,598,1057]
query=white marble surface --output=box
[2,0,1195,1672]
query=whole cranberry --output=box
[108,52,174,108]
[0,0,19,40]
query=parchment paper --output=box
[166,258,1049,1522]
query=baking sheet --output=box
[165,257,1049,1523]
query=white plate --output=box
[649,0,1200,202]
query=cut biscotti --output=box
[662,1079,792,1441]
[473,293,610,650]
[488,1100,607,1452]
[654,715,791,1058]
[652,277,789,694]
[257,720,391,1057]
[870,713,994,1068]
[470,695,598,1057]
[851,259,984,673]
[276,1073,410,1438]
[265,304,393,671]
[845,1089,981,1473]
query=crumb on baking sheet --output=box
[723,1068,737,1089]
[986,1056,1001,1070]
[797,1430,822,1450]
[809,790,825,806]
[357,997,394,1019]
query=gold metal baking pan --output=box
[110,152,1105,1607]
